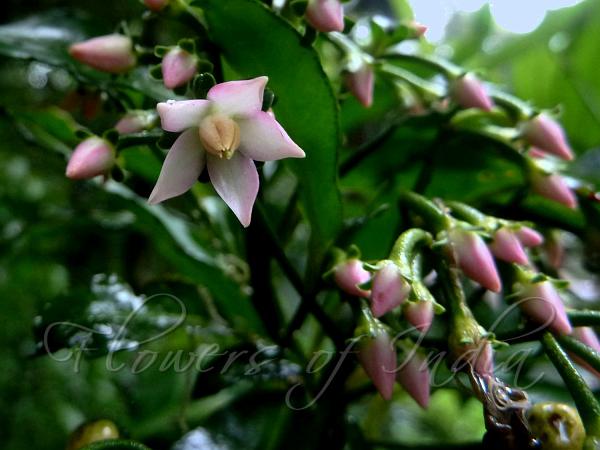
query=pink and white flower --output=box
[148,76,305,226]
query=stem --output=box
[388,228,432,279]
[558,335,600,375]
[382,53,462,78]
[541,332,600,437]
[568,310,600,327]
[412,129,448,194]
[400,191,450,232]
[445,201,488,226]
[254,203,345,348]
[380,63,446,97]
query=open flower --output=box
[149,76,305,226]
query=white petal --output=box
[206,152,259,227]
[207,77,268,117]
[148,128,205,204]
[157,100,212,132]
[237,111,305,161]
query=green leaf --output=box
[196,0,342,279]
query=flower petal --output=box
[208,76,268,117]
[157,100,211,132]
[148,128,205,204]
[237,111,305,161]
[207,152,258,227]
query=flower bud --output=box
[144,0,169,12]
[370,261,409,317]
[66,137,115,180]
[305,0,344,33]
[531,170,577,209]
[333,259,371,298]
[396,349,430,408]
[448,228,501,292]
[404,300,434,333]
[523,113,574,161]
[114,110,157,135]
[515,226,544,247]
[489,227,529,265]
[69,34,136,74]
[162,47,198,89]
[449,309,494,377]
[450,73,494,111]
[357,326,396,400]
[517,280,572,335]
[345,64,374,108]
[407,21,428,39]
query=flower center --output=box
[198,113,241,159]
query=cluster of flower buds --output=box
[66,136,116,180]
[69,34,136,74]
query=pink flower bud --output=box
[115,110,156,135]
[404,301,434,333]
[333,259,371,298]
[570,327,600,378]
[370,261,409,317]
[162,48,198,89]
[305,0,344,33]
[489,227,529,265]
[69,34,136,74]
[448,229,501,292]
[396,350,430,408]
[515,226,544,247]
[66,137,115,180]
[523,114,574,161]
[450,73,494,111]
[518,281,572,335]
[144,0,168,12]
[345,65,374,108]
[357,332,397,400]
[408,21,428,38]
[531,170,577,209]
